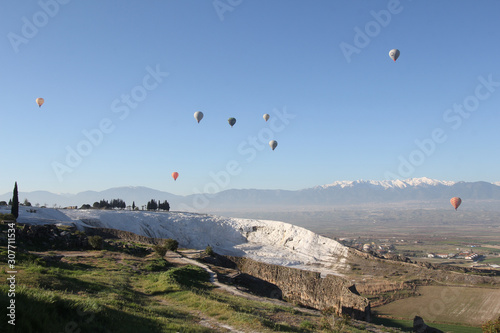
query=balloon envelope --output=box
[172,172,179,181]
[228,117,236,127]
[269,140,278,150]
[36,98,44,107]
[263,114,270,121]
[194,111,204,123]
[450,197,462,210]
[389,49,400,61]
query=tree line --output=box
[82,199,170,211]
[2,182,171,214]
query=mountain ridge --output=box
[2,177,500,211]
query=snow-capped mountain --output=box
[317,177,456,189]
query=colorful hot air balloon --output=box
[450,197,462,210]
[389,49,400,62]
[228,117,236,127]
[172,172,179,181]
[36,98,44,107]
[263,114,270,122]
[269,140,278,151]
[194,111,203,123]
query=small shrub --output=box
[0,213,16,221]
[333,314,351,332]
[165,265,210,289]
[164,239,179,252]
[144,259,170,272]
[153,244,167,257]
[482,315,500,333]
[205,245,214,256]
[88,236,103,250]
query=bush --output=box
[153,244,167,257]
[164,239,179,252]
[144,259,170,272]
[88,236,103,250]
[165,265,210,289]
[205,245,214,256]
[0,213,16,221]
[482,315,500,332]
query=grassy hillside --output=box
[2,220,497,332]
[0,224,395,333]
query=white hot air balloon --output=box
[269,140,278,151]
[263,114,270,121]
[194,111,204,123]
[389,49,400,62]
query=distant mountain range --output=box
[2,177,500,212]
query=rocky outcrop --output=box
[413,316,443,333]
[227,256,370,321]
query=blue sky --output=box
[1,0,500,196]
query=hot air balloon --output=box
[263,114,270,122]
[450,197,462,210]
[194,111,203,123]
[389,49,400,62]
[228,117,236,127]
[269,140,278,150]
[172,172,179,181]
[36,98,44,107]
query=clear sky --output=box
[1,0,500,196]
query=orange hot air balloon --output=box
[172,172,179,181]
[36,98,44,107]
[450,197,462,210]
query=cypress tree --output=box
[11,182,19,218]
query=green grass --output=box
[0,247,213,333]
[1,242,364,333]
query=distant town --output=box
[338,237,500,270]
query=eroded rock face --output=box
[413,316,443,333]
[227,256,371,321]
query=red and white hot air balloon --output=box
[450,197,462,210]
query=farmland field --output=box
[372,317,482,333]
[374,286,500,327]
